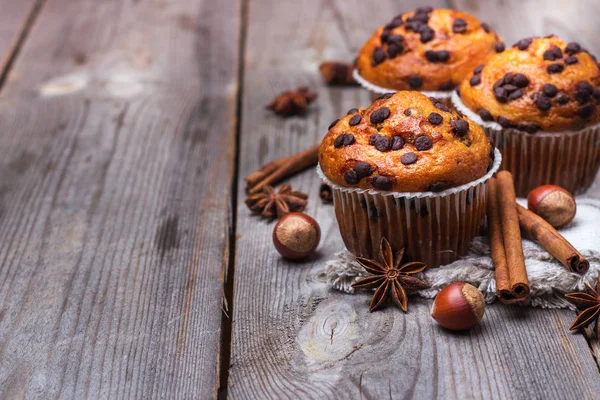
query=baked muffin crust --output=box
[319,91,492,192]
[356,7,500,91]
[459,36,600,132]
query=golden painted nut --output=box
[431,282,485,331]
[272,212,321,260]
[527,185,576,229]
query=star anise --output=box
[267,87,317,117]
[319,182,333,203]
[352,238,429,312]
[245,184,308,219]
[565,277,600,342]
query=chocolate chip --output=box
[535,95,552,111]
[344,170,359,184]
[518,123,541,134]
[494,87,508,103]
[577,81,594,97]
[372,47,386,66]
[470,75,481,86]
[420,29,434,43]
[387,34,404,44]
[372,176,393,191]
[451,119,469,136]
[594,89,600,103]
[383,92,395,99]
[437,51,450,62]
[415,135,433,151]
[333,135,344,148]
[380,30,390,43]
[565,56,578,65]
[473,64,485,75]
[334,133,355,148]
[370,134,391,151]
[478,108,494,121]
[556,94,570,105]
[543,46,563,61]
[481,22,491,33]
[388,43,404,58]
[495,42,505,53]
[512,74,529,88]
[425,50,438,62]
[497,116,513,128]
[391,136,405,150]
[428,112,443,125]
[503,73,514,84]
[343,134,355,146]
[416,6,433,13]
[408,75,423,89]
[542,84,557,98]
[428,181,448,192]
[432,99,450,112]
[385,18,403,30]
[401,152,418,165]
[347,108,359,115]
[328,119,340,130]
[370,107,391,124]
[547,63,564,74]
[580,104,595,119]
[515,38,533,50]
[354,161,373,178]
[439,81,454,91]
[407,13,429,23]
[565,42,581,55]
[349,114,361,126]
[453,18,467,33]
[508,89,523,101]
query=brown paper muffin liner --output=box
[452,92,600,197]
[353,70,453,107]
[317,149,501,268]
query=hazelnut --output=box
[527,185,576,229]
[272,212,320,260]
[431,282,485,331]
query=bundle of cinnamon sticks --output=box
[488,171,589,304]
[245,144,319,194]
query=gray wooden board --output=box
[0,0,240,398]
[229,0,600,398]
[0,0,38,75]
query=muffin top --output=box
[458,36,600,132]
[355,7,500,92]
[319,91,493,193]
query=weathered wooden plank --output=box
[229,0,600,398]
[0,0,240,398]
[0,0,39,80]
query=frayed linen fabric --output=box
[325,197,600,309]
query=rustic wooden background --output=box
[0,0,599,399]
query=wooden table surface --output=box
[0,0,599,399]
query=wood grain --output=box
[229,0,600,398]
[0,0,240,398]
[0,0,39,82]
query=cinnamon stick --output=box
[517,204,589,274]
[487,178,512,302]
[496,171,530,300]
[246,144,319,194]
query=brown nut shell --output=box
[431,282,485,331]
[272,212,321,260]
[527,185,576,228]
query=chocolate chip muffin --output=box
[453,35,600,195]
[354,7,501,98]
[317,91,501,267]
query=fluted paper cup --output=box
[317,149,501,268]
[452,92,600,197]
[353,70,453,105]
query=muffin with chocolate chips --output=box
[318,91,500,267]
[354,7,501,101]
[454,35,600,195]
